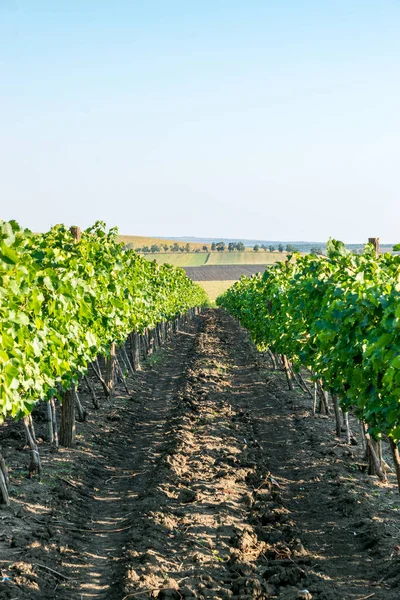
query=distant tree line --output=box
[253,243,301,253]
[125,241,317,254]
[125,242,200,253]
[212,241,246,252]
[126,242,212,253]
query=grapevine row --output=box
[217,239,400,489]
[0,220,208,503]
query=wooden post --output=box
[23,416,42,475]
[105,342,117,397]
[364,238,384,473]
[342,411,351,445]
[59,227,81,447]
[368,237,379,257]
[60,388,76,447]
[50,398,59,449]
[131,332,141,370]
[389,439,400,494]
[332,394,342,437]
[70,226,82,241]
[313,381,317,416]
[0,450,10,505]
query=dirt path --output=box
[221,310,400,599]
[63,322,201,599]
[1,309,400,599]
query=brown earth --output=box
[1,309,400,599]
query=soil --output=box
[183,266,265,281]
[1,309,400,600]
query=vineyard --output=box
[1,227,400,599]
[0,221,207,504]
[217,239,400,489]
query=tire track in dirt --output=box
[55,319,201,599]
[119,309,272,600]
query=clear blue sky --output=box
[1,0,399,242]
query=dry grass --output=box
[197,281,237,303]
[143,253,209,266]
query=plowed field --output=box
[183,266,266,281]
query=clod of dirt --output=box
[266,530,284,543]
[277,586,311,599]
[231,576,265,597]
[231,529,257,552]
[158,588,181,599]
[291,538,308,557]
[383,556,400,587]
[180,584,197,598]
[264,566,305,587]
[126,567,140,582]
[254,487,272,500]
[333,492,359,517]
[178,487,198,503]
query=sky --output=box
[1,1,399,242]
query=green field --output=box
[197,280,236,303]
[143,253,209,266]
[206,251,286,265]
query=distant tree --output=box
[228,242,237,252]
[194,248,200,253]
[162,244,169,252]
[135,247,142,252]
[150,244,160,253]
[142,245,150,253]
[236,241,245,252]
[172,242,180,252]
[216,241,226,252]
[261,244,267,252]
[202,245,209,252]
[179,246,186,252]
[278,244,284,253]
[211,242,216,251]
[253,244,260,252]
[310,246,323,255]
[286,244,298,253]
[185,243,191,252]
[269,245,275,252]
[123,243,134,250]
